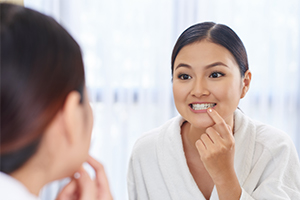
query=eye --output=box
[178,74,191,80]
[209,71,224,78]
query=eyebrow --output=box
[175,62,229,70]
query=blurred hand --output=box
[56,155,113,200]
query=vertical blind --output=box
[24,0,300,199]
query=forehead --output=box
[174,40,238,69]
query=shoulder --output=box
[253,120,293,147]
[250,118,297,160]
[236,109,294,151]
[240,117,300,196]
[235,109,297,160]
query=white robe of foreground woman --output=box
[127,109,300,200]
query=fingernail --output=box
[74,172,81,179]
[207,108,212,113]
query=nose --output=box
[190,78,210,97]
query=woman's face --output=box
[173,40,247,129]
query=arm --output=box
[195,108,241,200]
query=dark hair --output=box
[0,3,85,173]
[171,22,248,77]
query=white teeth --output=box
[191,103,216,110]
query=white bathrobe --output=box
[127,109,300,200]
[0,172,40,200]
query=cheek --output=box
[172,84,183,114]
[214,80,242,106]
[172,83,179,99]
[172,83,187,103]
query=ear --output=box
[240,70,251,99]
[61,91,82,145]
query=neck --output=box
[10,155,53,196]
[10,167,46,197]
[181,122,206,152]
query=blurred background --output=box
[5,0,300,199]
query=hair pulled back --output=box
[171,22,248,77]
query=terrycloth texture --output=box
[0,172,39,200]
[128,109,300,200]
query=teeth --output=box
[191,103,216,110]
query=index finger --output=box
[86,156,108,183]
[207,108,234,139]
[86,155,104,172]
[86,155,112,197]
[207,108,225,125]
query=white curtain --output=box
[24,0,300,200]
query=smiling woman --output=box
[127,22,300,200]
[173,40,251,130]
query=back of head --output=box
[171,22,248,77]
[0,3,85,173]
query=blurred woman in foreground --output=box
[0,3,113,200]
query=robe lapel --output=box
[156,115,205,200]
[233,110,256,186]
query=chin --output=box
[194,121,215,130]
[187,116,215,130]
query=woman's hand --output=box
[195,108,235,183]
[195,108,241,199]
[56,155,113,200]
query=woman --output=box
[0,3,113,200]
[127,22,300,199]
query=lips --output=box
[189,103,217,110]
